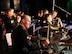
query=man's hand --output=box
[42,39,50,47]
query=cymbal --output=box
[41,26,59,31]
[31,36,47,40]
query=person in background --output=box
[2,8,18,33]
[51,10,63,28]
[50,10,65,53]
[1,8,18,53]
[43,9,49,17]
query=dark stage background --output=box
[0,0,72,27]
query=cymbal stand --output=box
[33,22,35,35]
[37,28,41,48]
[33,19,41,50]
[37,35,41,49]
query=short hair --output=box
[21,14,30,18]
[5,8,14,12]
[51,10,58,14]
[43,9,49,13]
[21,15,31,21]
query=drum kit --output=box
[30,24,71,53]
[30,18,71,54]
[31,26,69,42]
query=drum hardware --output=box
[40,26,69,42]
[59,26,68,32]
[59,27,71,40]
[37,26,41,48]
[33,22,35,35]
[31,35,48,54]
[37,27,64,54]
[31,19,44,50]
[32,21,70,53]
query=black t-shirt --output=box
[12,25,32,51]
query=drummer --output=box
[12,15,50,54]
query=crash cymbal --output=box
[31,36,47,40]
